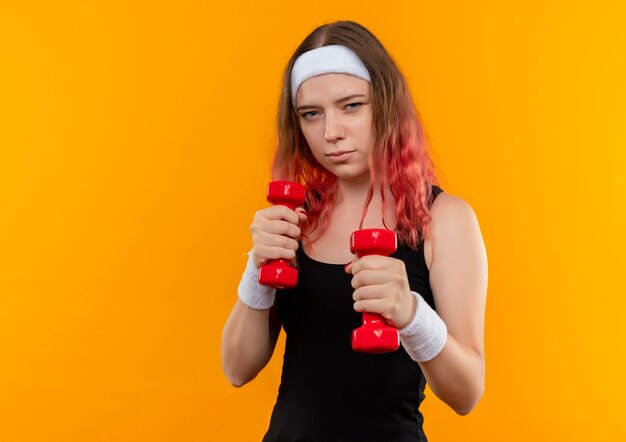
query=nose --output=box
[324,112,345,143]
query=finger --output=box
[294,207,308,224]
[296,212,308,226]
[350,269,390,289]
[259,230,300,251]
[262,205,300,225]
[353,297,389,316]
[344,257,359,274]
[349,255,393,275]
[352,283,387,301]
[258,219,301,239]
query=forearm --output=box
[221,299,278,387]
[418,333,485,415]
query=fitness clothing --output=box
[262,185,444,442]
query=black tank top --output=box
[263,186,444,442]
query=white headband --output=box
[290,44,371,107]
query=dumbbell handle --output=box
[258,181,306,290]
[361,312,386,326]
[350,228,400,353]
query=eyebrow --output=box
[296,94,368,112]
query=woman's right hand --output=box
[249,206,308,268]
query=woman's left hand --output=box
[345,255,416,329]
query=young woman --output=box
[221,20,488,441]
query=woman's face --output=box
[295,73,374,182]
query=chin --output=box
[334,170,370,181]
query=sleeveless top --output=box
[262,185,444,442]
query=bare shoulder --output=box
[430,192,478,229]
[423,192,481,270]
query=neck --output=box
[334,174,396,229]
[335,173,373,208]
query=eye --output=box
[301,111,319,120]
[346,103,362,111]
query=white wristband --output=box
[237,249,277,310]
[399,291,448,362]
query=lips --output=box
[327,150,355,163]
[326,150,356,157]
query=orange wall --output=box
[1,1,625,440]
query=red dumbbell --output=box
[350,228,400,353]
[258,181,306,289]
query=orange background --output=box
[1,1,625,440]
